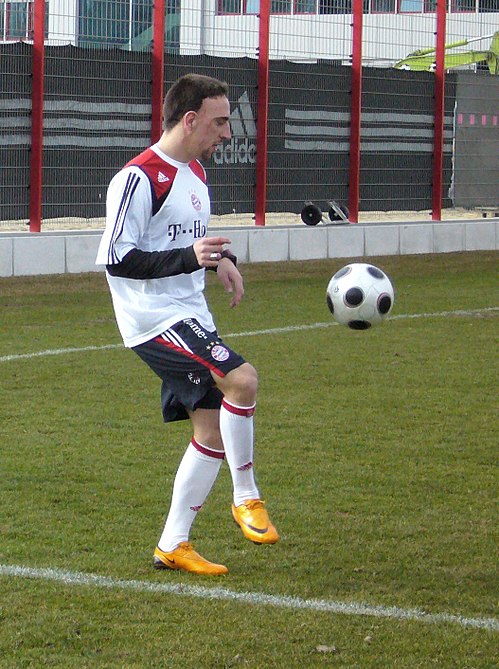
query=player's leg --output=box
[215,363,279,545]
[154,406,229,575]
[215,363,259,504]
[157,407,223,552]
[133,330,230,575]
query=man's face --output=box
[192,96,232,161]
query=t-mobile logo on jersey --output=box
[168,220,206,241]
[213,91,256,165]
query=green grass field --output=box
[0,252,497,668]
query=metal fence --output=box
[0,0,497,231]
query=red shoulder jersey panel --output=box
[189,159,207,184]
[126,148,178,215]
[126,148,177,199]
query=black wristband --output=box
[207,249,238,272]
[220,249,237,267]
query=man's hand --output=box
[216,257,244,308]
[193,236,232,269]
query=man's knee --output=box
[218,363,258,404]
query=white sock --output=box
[157,439,224,552]
[219,398,260,507]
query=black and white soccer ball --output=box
[326,263,394,330]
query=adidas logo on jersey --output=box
[158,171,170,183]
[213,91,256,166]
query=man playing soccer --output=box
[96,73,278,575]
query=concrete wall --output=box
[0,219,497,278]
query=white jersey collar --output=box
[150,143,190,169]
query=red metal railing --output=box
[29,0,46,233]
[432,0,448,221]
[255,0,270,227]
[151,0,165,144]
[348,0,364,224]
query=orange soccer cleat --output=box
[153,542,228,576]
[232,499,279,545]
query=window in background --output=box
[0,1,48,40]
[371,0,396,11]
[219,0,242,13]
[477,0,497,10]
[319,0,352,13]
[245,0,259,12]
[78,0,179,51]
[452,0,476,10]
[399,0,422,11]
[271,0,292,11]
[423,0,450,10]
[295,0,317,12]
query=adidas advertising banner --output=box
[4,45,493,220]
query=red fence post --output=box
[348,0,363,224]
[151,0,165,144]
[432,0,447,221]
[29,0,46,233]
[255,0,270,227]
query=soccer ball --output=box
[326,263,394,330]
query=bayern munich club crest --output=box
[190,192,202,211]
[211,345,229,362]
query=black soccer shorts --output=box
[132,318,246,423]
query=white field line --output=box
[0,307,497,365]
[0,564,497,631]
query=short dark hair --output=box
[162,74,229,131]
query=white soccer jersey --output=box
[96,143,215,347]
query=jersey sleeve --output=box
[96,167,152,266]
[106,246,200,279]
